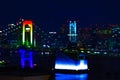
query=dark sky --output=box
[0,0,120,31]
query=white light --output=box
[49,32,57,34]
[45,52,50,55]
[43,45,46,47]
[94,52,97,54]
[26,27,30,31]
[104,52,107,54]
[55,60,88,70]
[11,24,15,26]
[67,34,78,36]
[81,51,84,53]
[8,24,15,26]
[47,45,50,48]
[41,52,44,55]
[87,51,90,53]
[94,51,100,54]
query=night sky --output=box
[0,0,120,31]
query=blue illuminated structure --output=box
[55,52,88,71]
[55,60,88,70]
[55,73,88,80]
[68,21,77,43]
[19,50,33,68]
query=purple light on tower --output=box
[19,50,33,68]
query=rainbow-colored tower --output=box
[22,20,33,47]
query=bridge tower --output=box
[68,21,77,43]
[22,20,34,48]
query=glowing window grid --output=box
[67,21,77,42]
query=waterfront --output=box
[0,72,120,80]
[0,50,120,80]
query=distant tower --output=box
[22,20,33,48]
[68,21,77,43]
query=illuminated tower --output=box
[68,21,77,43]
[19,49,33,68]
[22,20,33,47]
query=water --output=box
[50,72,120,80]
[55,73,88,80]
[0,72,120,80]
[1,49,120,80]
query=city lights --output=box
[0,18,120,75]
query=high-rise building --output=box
[68,21,78,43]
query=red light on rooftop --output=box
[23,20,32,24]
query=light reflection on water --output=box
[55,73,88,80]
